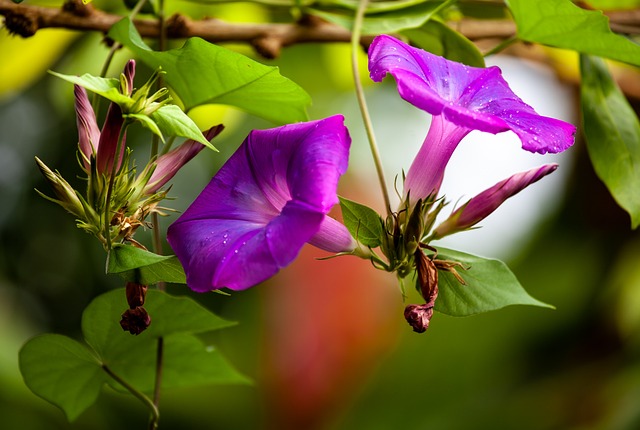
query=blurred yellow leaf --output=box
[0,29,78,100]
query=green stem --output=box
[483,36,518,57]
[350,0,392,217]
[151,2,168,428]
[102,364,159,427]
[103,120,130,252]
[93,0,151,112]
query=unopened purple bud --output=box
[433,164,558,239]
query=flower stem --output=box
[151,2,167,426]
[350,0,391,217]
[103,120,129,252]
[101,364,160,427]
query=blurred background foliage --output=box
[2,1,640,429]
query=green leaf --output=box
[20,289,246,421]
[82,289,236,358]
[434,248,552,316]
[108,18,310,124]
[19,335,106,421]
[339,196,383,248]
[505,0,640,66]
[402,19,485,67]
[107,244,187,284]
[330,0,439,13]
[151,105,218,150]
[580,55,640,228]
[309,0,455,34]
[106,333,250,393]
[49,71,131,105]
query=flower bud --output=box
[120,307,151,335]
[404,304,434,333]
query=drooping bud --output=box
[120,307,151,335]
[125,282,148,309]
[404,304,434,333]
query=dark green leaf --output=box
[434,248,552,316]
[20,289,246,420]
[339,196,383,248]
[108,19,311,124]
[309,0,455,34]
[82,289,235,358]
[19,335,106,421]
[106,333,250,393]
[580,55,640,228]
[402,20,485,67]
[107,244,187,284]
[506,0,640,66]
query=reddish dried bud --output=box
[125,282,148,309]
[404,304,434,333]
[120,307,151,335]
[415,249,438,302]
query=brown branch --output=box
[1,0,639,59]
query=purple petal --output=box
[308,215,356,253]
[433,164,558,238]
[368,35,576,154]
[145,125,223,194]
[167,115,351,292]
[404,115,470,200]
[74,85,101,171]
[96,103,126,175]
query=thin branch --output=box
[4,0,639,59]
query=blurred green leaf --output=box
[435,248,553,316]
[107,244,187,284]
[339,196,383,248]
[123,0,155,14]
[19,335,106,422]
[402,19,485,67]
[20,289,245,421]
[309,0,455,34]
[330,0,439,13]
[506,0,640,66]
[108,18,311,124]
[580,55,640,228]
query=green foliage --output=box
[434,248,553,316]
[19,289,247,421]
[107,244,187,284]
[339,196,383,248]
[108,18,311,124]
[402,20,485,67]
[506,0,640,66]
[580,55,640,228]
[49,71,214,149]
[309,0,455,34]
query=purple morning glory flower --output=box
[368,35,576,201]
[432,163,558,239]
[167,115,356,292]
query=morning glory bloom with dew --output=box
[365,35,576,332]
[168,115,358,292]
